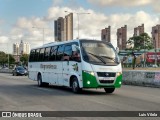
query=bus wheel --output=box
[37,74,43,87]
[71,77,81,93]
[104,88,115,94]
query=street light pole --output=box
[143,36,145,67]
[153,29,158,67]
[77,14,79,39]
[43,28,44,45]
[7,43,9,69]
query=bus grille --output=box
[97,72,116,77]
[99,80,114,84]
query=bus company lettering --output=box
[40,64,57,70]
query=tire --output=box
[104,88,115,94]
[71,77,81,93]
[37,74,44,87]
[44,82,49,87]
[37,74,49,87]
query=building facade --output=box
[13,40,30,55]
[134,24,144,36]
[64,13,73,41]
[19,40,30,55]
[54,13,73,42]
[101,26,111,42]
[13,43,19,55]
[117,25,127,50]
[151,24,160,49]
[54,17,64,42]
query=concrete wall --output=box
[123,70,160,87]
[0,69,12,73]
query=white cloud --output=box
[152,0,160,12]
[0,16,55,53]
[52,0,64,6]
[45,6,160,48]
[11,17,54,44]
[88,0,152,7]
[0,36,10,52]
[0,36,9,43]
[0,5,160,53]
[47,6,73,20]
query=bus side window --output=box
[71,43,81,62]
[39,48,45,61]
[29,50,35,62]
[63,45,72,61]
[50,46,57,61]
[44,47,51,61]
[71,51,81,62]
[34,49,40,61]
[56,45,65,61]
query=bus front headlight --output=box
[117,72,122,76]
[83,70,95,76]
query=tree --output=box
[20,54,29,66]
[0,51,15,67]
[0,51,7,66]
[127,32,153,51]
[126,33,153,69]
[9,54,15,64]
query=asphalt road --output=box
[0,73,159,120]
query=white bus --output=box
[28,39,122,93]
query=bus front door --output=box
[62,60,70,86]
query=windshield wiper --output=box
[100,56,119,63]
[87,52,106,64]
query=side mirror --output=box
[116,47,119,53]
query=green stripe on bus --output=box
[82,71,98,88]
[114,74,122,88]
[82,71,122,88]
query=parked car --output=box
[12,66,28,76]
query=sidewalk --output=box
[123,67,160,71]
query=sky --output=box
[0,0,160,53]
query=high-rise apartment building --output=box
[64,13,73,41]
[13,40,30,55]
[117,25,127,50]
[13,43,19,55]
[19,40,30,55]
[54,13,73,42]
[54,17,64,42]
[134,24,144,36]
[151,24,160,49]
[101,26,111,42]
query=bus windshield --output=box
[80,40,120,65]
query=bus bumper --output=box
[82,71,122,88]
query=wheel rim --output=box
[73,81,78,92]
[38,76,41,86]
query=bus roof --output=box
[30,39,110,50]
